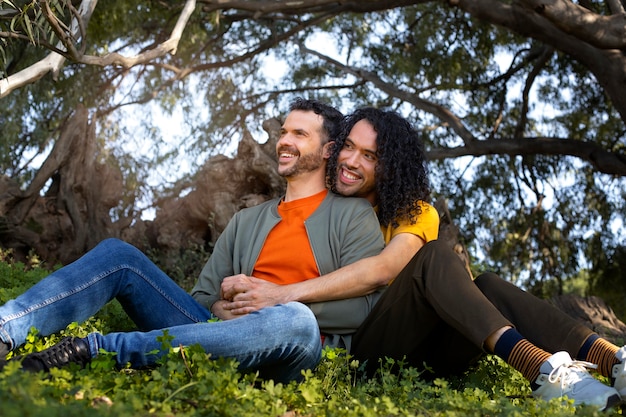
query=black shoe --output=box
[0,341,9,359]
[19,337,91,372]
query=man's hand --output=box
[220,274,289,314]
[210,300,244,320]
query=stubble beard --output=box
[279,147,325,178]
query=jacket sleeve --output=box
[308,197,385,334]
[307,290,384,334]
[190,213,239,311]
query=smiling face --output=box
[334,119,378,204]
[276,110,330,179]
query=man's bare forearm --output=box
[222,234,424,314]
[282,233,424,303]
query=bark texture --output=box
[0,105,122,263]
[549,294,626,343]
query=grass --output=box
[0,252,622,416]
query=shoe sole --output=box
[603,393,622,411]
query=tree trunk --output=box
[549,294,626,343]
[123,119,286,269]
[0,105,123,264]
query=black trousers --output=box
[350,240,594,377]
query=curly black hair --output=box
[289,97,344,144]
[328,107,431,228]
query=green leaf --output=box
[23,14,34,44]
[52,0,65,18]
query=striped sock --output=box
[578,335,619,377]
[494,328,551,383]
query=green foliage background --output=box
[1,1,625,300]
[0,251,622,416]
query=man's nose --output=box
[277,133,294,146]
[344,152,360,168]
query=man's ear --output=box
[323,141,335,159]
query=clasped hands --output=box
[212,274,287,320]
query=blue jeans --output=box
[0,238,321,382]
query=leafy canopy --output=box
[1,0,625,294]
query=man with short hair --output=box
[0,98,384,383]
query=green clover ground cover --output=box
[0,254,619,416]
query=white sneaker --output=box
[612,346,626,397]
[532,351,621,410]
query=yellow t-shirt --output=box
[379,201,439,245]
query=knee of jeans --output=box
[97,238,144,263]
[97,238,127,252]
[285,302,321,345]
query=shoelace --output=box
[34,338,90,368]
[548,360,598,393]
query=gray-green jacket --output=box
[191,191,385,349]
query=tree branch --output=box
[0,52,65,98]
[42,0,80,59]
[181,10,332,77]
[299,42,479,145]
[453,0,626,126]
[520,0,626,49]
[68,0,196,67]
[0,0,196,98]
[0,0,98,98]
[197,0,421,15]
[514,46,554,138]
[428,136,626,176]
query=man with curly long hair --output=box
[221,107,626,410]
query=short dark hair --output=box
[289,97,343,143]
[328,107,431,227]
